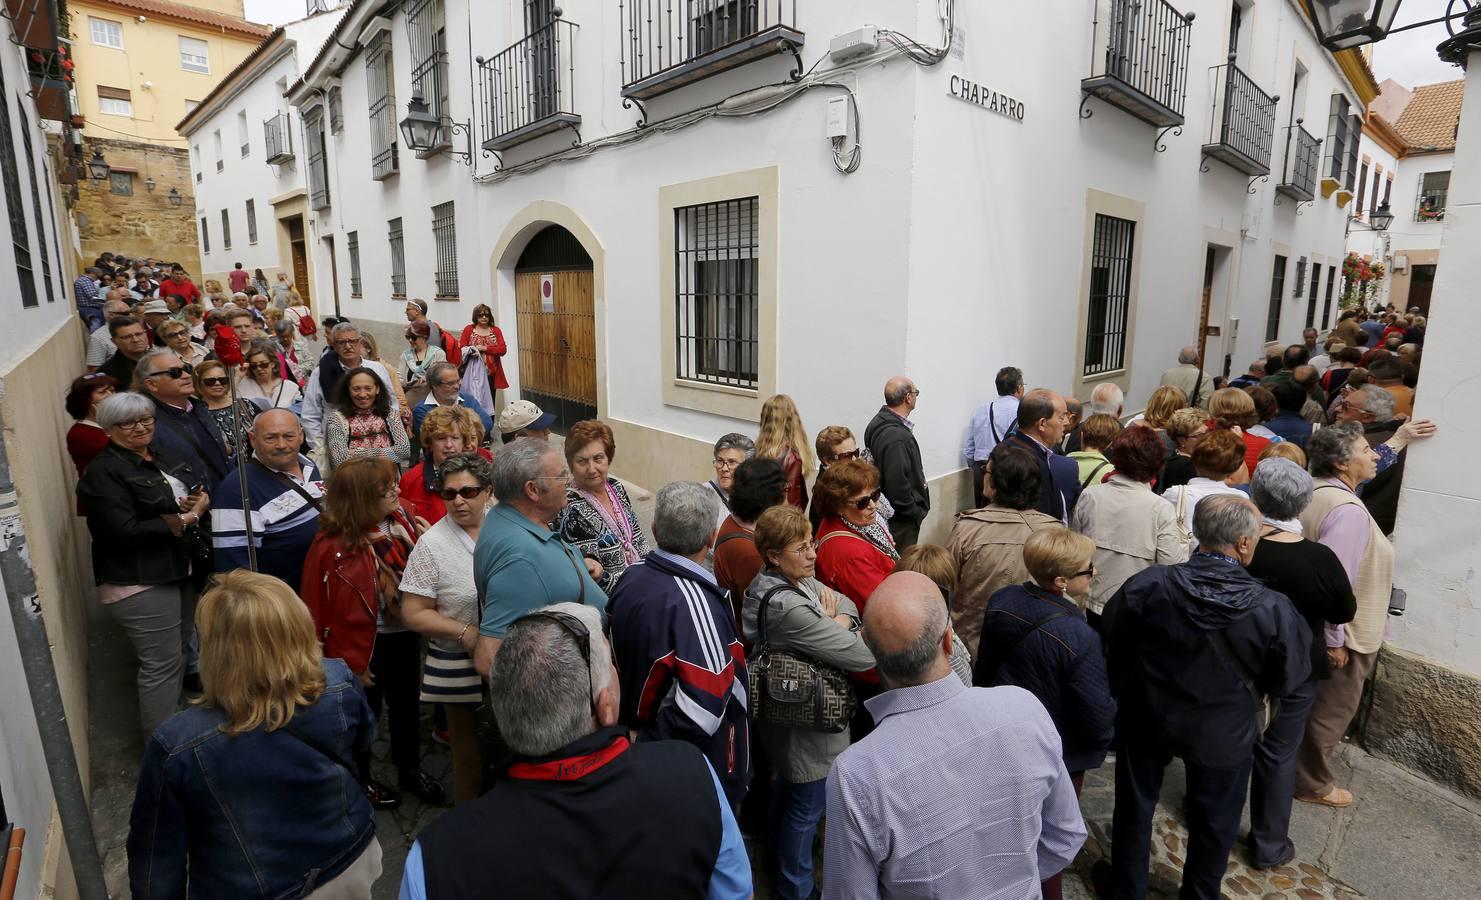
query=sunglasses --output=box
[248,361,274,371]
[148,367,188,380]
[1071,566,1097,579]
[438,486,486,500]
[200,376,229,387]
[832,449,861,461]
[849,489,882,510]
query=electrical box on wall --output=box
[830,26,878,62]
[1393,254,1409,272]
[825,96,849,139]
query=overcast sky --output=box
[244,0,324,28]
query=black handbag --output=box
[747,585,857,734]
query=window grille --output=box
[1321,265,1336,330]
[366,30,399,177]
[1084,214,1134,376]
[674,197,759,389]
[1264,254,1286,343]
[388,217,406,297]
[1305,262,1321,329]
[406,0,450,146]
[1344,115,1361,192]
[246,199,257,244]
[0,83,37,308]
[221,209,232,250]
[305,108,330,210]
[347,231,362,296]
[201,216,210,254]
[432,201,458,298]
[1294,256,1306,298]
[37,115,59,304]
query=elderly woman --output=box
[401,320,447,412]
[742,505,873,900]
[756,394,813,510]
[400,453,493,804]
[65,372,117,477]
[273,318,313,383]
[460,303,509,404]
[236,339,301,409]
[126,571,380,899]
[398,405,490,525]
[77,392,209,735]
[707,432,755,531]
[301,456,439,810]
[1141,385,1187,455]
[193,359,259,458]
[1072,425,1187,630]
[810,424,894,532]
[813,459,897,610]
[325,367,411,471]
[1161,429,1248,549]
[1243,459,1355,868]
[156,318,207,370]
[1295,423,1396,809]
[1158,407,1210,491]
[946,443,1059,660]
[556,419,649,591]
[1067,413,1121,489]
[1209,387,1268,473]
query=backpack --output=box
[286,305,316,338]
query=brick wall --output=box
[73,138,202,274]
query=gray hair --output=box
[1192,494,1260,550]
[491,437,559,502]
[1349,384,1396,420]
[1178,345,1200,365]
[1088,383,1124,415]
[1307,421,1366,478]
[97,391,156,430]
[435,452,494,490]
[1250,458,1313,521]
[132,348,185,391]
[713,432,756,459]
[652,482,720,555]
[426,361,459,385]
[863,595,948,687]
[272,319,297,338]
[329,321,361,342]
[488,602,612,756]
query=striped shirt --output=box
[211,457,324,593]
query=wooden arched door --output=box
[514,225,596,434]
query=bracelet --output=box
[457,622,471,642]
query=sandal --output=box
[1296,786,1353,807]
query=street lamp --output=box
[1306,0,1403,51]
[167,187,183,207]
[1346,201,1395,235]
[398,88,442,153]
[86,147,110,180]
[144,176,155,192]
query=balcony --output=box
[478,17,580,152]
[619,0,804,101]
[264,112,293,164]
[1275,121,1320,202]
[1201,59,1277,176]
[1081,0,1195,128]
[1416,191,1447,222]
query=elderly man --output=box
[608,481,750,809]
[300,321,399,447]
[1229,357,1266,390]
[1159,346,1214,408]
[963,366,1023,507]
[400,602,751,899]
[473,439,606,676]
[412,361,493,441]
[86,299,133,372]
[865,375,928,549]
[137,298,172,342]
[823,572,1085,898]
[210,409,324,593]
[135,348,230,486]
[98,316,154,388]
[1100,496,1311,900]
[1366,356,1414,419]
[1064,382,1123,454]
[405,298,444,350]
[495,399,557,442]
[1002,389,1079,522]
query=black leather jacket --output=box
[76,442,200,586]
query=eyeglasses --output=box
[147,367,187,380]
[783,543,814,557]
[333,338,361,347]
[1071,566,1097,579]
[849,489,883,510]
[906,388,921,397]
[200,376,229,387]
[434,379,461,389]
[248,361,274,371]
[713,458,741,470]
[114,416,155,431]
[831,449,861,461]
[514,609,596,711]
[535,471,574,485]
[438,486,486,500]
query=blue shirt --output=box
[397,758,751,900]
[475,502,607,637]
[412,393,494,441]
[964,395,1020,462]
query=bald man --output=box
[823,572,1085,898]
[211,408,324,593]
[864,375,928,549]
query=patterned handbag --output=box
[747,585,857,734]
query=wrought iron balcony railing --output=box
[1275,121,1320,202]
[1081,0,1195,127]
[478,17,580,152]
[264,112,293,164]
[1201,58,1277,177]
[619,0,803,101]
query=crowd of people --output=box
[66,260,1439,900]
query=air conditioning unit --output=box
[1393,254,1409,273]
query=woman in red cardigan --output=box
[459,303,509,407]
[812,459,898,613]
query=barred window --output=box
[388,217,406,298]
[1305,262,1321,329]
[305,108,330,210]
[1084,214,1134,376]
[221,209,232,251]
[432,201,458,298]
[406,0,450,147]
[1264,254,1286,343]
[0,84,37,307]
[366,30,399,178]
[246,199,257,244]
[1321,264,1336,331]
[347,231,362,297]
[200,216,210,254]
[328,87,343,134]
[675,197,758,389]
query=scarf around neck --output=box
[843,515,899,562]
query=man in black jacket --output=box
[1003,389,1080,523]
[864,375,928,549]
[135,348,231,487]
[1100,495,1311,900]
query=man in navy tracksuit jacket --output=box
[607,486,751,809]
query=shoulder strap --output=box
[816,529,871,550]
[987,605,1074,679]
[715,530,754,549]
[250,458,323,512]
[756,583,802,648]
[1081,459,1112,490]
[988,402,1004,444]
[1203,620,1262,704]
[1191,369,1206,408]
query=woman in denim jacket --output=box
[128,571,380,899]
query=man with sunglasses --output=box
[135,348,230,488]
[402,602,751,899]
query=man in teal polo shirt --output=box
[474,438,607,676]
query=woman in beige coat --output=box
[946,443,1058,661]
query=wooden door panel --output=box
[515,269,596,431]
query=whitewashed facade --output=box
[287,0,1376,536]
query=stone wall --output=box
[73,138,201,274]
[1364,646,1481,800]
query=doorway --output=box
[1407,264,1436,316]
[285,214,311,306]
[1198,245,1233,376]
[514,225,596,434]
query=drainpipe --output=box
[0,388,109,900]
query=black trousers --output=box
[1110,742,1252,900]
[1248,677,1319,865]
[888,515,921,551]
[358,629,423,779]
[969,459,988,509]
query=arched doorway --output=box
[514,225,596,434]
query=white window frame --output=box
[179,36,211,74]
[98,96,132,117]
[90,17,124,49]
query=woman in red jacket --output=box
[459,303,509,408]
[301,456,441,811]
[812,459,898,613]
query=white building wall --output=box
[1388,150,1454,254]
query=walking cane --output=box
[212,324,257,571]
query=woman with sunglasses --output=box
[235,339,301,409]
[399,453,494,803]
[812,459,897,613]
[398,405,491,525]
[156,318,208,371]
[459,303,509,409]
[400,320,447,414]
[193,359,260,458]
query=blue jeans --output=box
[770,777,826,900]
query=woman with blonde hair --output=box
[126,570,381,899]
[1258,440,1307,470]
[755,394,814,510]
[1208,386,1268,473]
[1142,384,1187,455]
